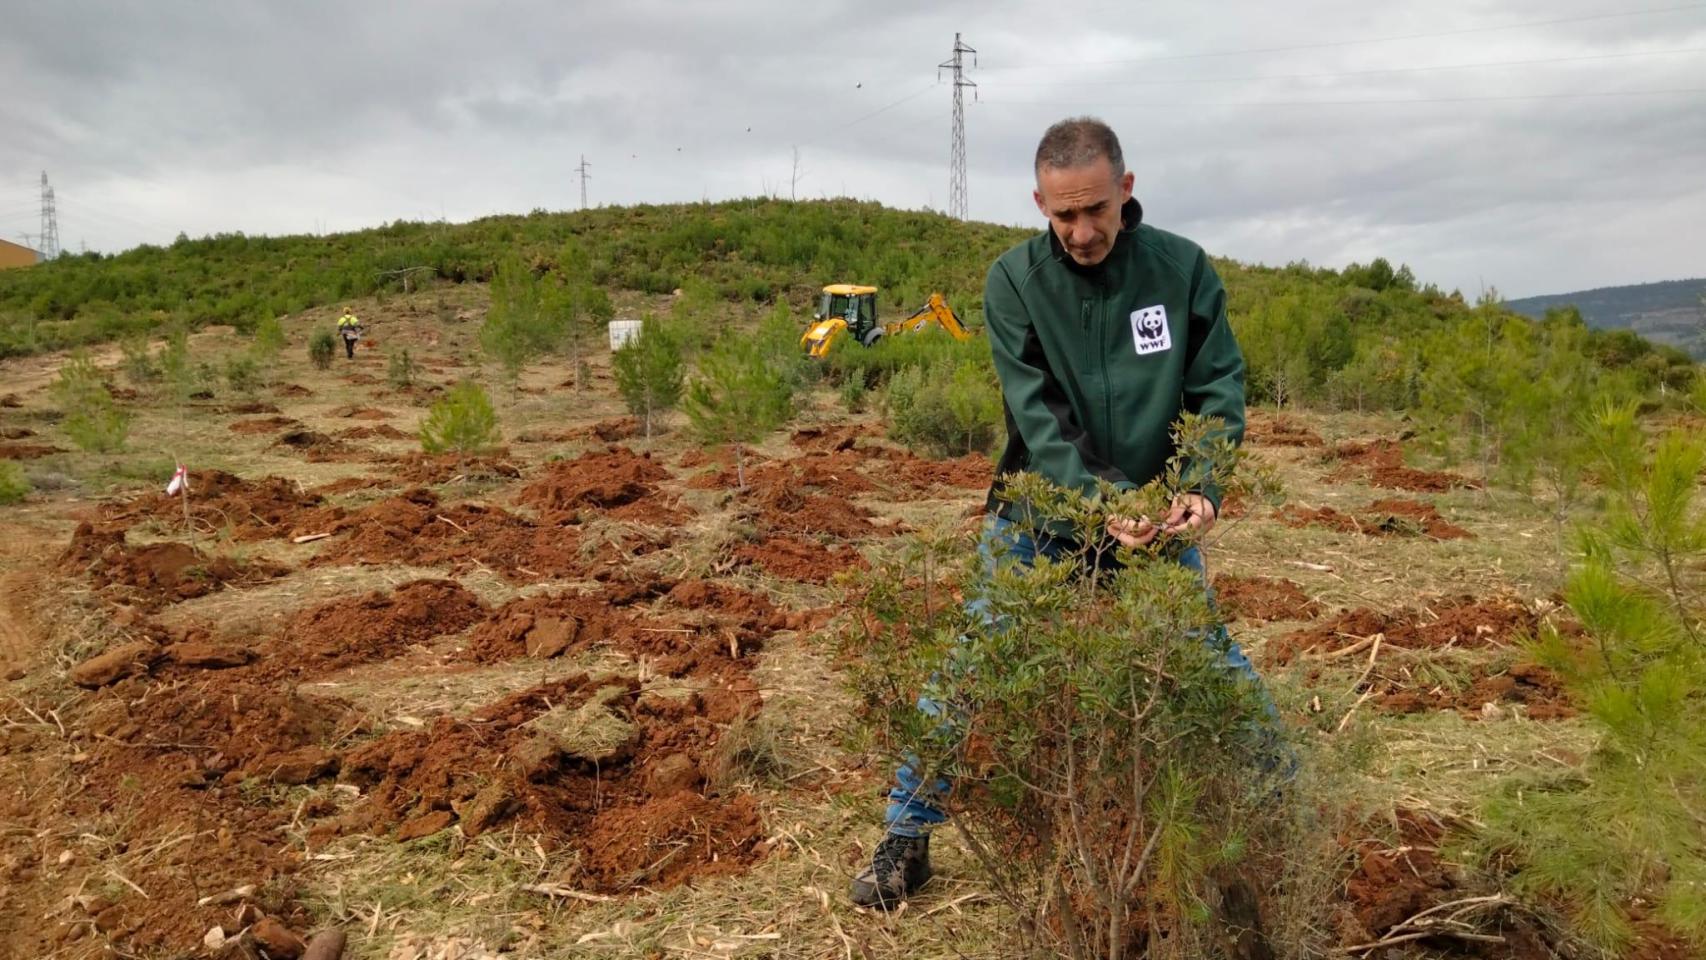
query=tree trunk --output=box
[735,442,746,490]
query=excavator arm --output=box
[884,293,973,341]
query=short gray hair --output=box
[1034,117,1125,179]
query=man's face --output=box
[1033,158,1134,267]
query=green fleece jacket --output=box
[983,198,1246,523]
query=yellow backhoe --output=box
[799,285,973,359]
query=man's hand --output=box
[1106,514,1158,548]
[1161,493,1217,538]
[1106,494,1217,549]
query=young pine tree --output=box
[683,331,792,488]
[611,317,684,439]
[1477,403,1706,955]
[309,329,336,370]
[418,381,501,457]
[51,351,130,453]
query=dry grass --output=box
[0,303,1625,960]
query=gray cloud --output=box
[2,0,1702,296]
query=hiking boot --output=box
[850,833,932,909]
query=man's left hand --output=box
[1160,493,1216,538]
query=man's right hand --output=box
[1106,515,1159,548]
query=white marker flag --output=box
[165,464,189,496]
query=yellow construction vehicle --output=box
[799,286,973,359]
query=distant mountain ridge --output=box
[1505,278,1706,359]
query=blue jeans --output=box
[883,515,1282,838]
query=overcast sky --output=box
[3,1,1703,297]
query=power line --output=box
[980,86,1706,108]
[981,3,1706,71]
[984,46,1706,88]
[940,33,977,220]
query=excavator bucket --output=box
[800,317,847,359]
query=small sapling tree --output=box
[611,316,684,439]
[682,330,792,488]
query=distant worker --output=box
[336,307,363,359]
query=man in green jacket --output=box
[851,117,1280,910]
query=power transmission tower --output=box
[938,33,977,220]
[575,155,592,210]
[38,171,60,260]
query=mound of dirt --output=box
[790,424,873,452]
[870,448,994,491]
[467,583,778,682]
[1268,595,1545,663]
[1278,499,1472,540]
[1375,661,1574,720]
[337,424,410,440]
[1213,575,1323,622]
[515,446,672,519]
[103,469,327,541]
[1327,439,1479,492]
[310,487,585,582]
[465,592,645,664]
[1337,807,1459,945]
[228,415,300,435]
[222,401,281,415]
[580,792,766,891]
[58,523,289,610]
[336,672,765,891]
[1366,498,1473,539]
[1243,413,1324,447]
[279,579,486,671]
[271,429,360,463]
[742,480,888,540]
[86,675,359,786]
[0,442,63,459]
[388,451,522,484]
[331,405,393,420]
[0,426,33,439]
[748,451,881,494]
[733,536,863,583]
[275,383,313,397]
[309,475,387,496]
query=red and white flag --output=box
[165,463,189,496]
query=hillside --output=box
[1506,277,1706,359]
[0,199,1695,412]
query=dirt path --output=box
[0,325,236,399]
[0,519,61,673]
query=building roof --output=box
[0,238,42,261]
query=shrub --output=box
[0,462,30,504]
[159,323,195,405]
[51,351,130,453]
[611,316,684,439]
[838,374,868,413]
[387,347,416,388]
[844,417,1299,959]
[224,354,261,395]
[683,331,793,488]
[824,326,987,388]
[418,380,501,455]
[885,358,1003,457]
[119,334,160,385]
[253,314,286,356]
[309,329,336,369]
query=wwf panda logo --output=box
[1130,305,1172,356]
